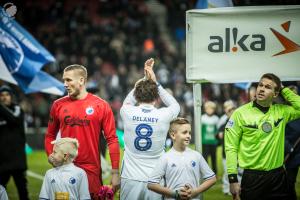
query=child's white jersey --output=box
[120,85,180,181]
[148,147,215,199]
[39,163,90,200]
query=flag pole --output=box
[193,83,202,153]
[193,83,203,200]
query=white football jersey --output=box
[148,147,215,200]
[39,163,91,200]
[120,85,180,181]
[201,114,219,127]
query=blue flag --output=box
[0,8,64,95]
[195,0,208,9]
[234,82,252,90]
[196,0,233,8]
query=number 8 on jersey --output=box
[134,124,153,151]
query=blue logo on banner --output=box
[0,28,23,73]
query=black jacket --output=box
[285,119,300,169]
[0,103,27,172]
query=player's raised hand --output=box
[144,58,157,82]
[145,58,154,69]
[145,68,157,83]
[144,58,156,81]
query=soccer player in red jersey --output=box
[45,64,120,199]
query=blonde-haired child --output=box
[202,101,219,176]
[39,137,91,200]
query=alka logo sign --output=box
[208,21,300,56]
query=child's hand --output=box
[178,185,192,200]
[185,184,193,199]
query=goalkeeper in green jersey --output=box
[224,73,300,200]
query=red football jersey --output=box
[45,93,120,194]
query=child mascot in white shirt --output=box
[148,118,216,200]
[39,137,90,200]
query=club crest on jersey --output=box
[69,177,76,184]
[85,106,94,115]
[226,119,234,128]
[191,161,196,167]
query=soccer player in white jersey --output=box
[120,58,180,200]
[148,118,216,200]
[39,138,90,200]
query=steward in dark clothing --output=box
[0,85,29,200]
[284,119,300,200]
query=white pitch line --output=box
[26,170,44,180]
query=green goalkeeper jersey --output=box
[225,88,300,175]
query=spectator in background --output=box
[247,84,257,101]
[44,65,120,199]
[0,85,29,200]
[284,85,300,200]
[201,101,219,176]
[217,100,241,195]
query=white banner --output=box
[186,6,300,83]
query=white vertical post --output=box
[193,83,202,153]
[193,83,203,200]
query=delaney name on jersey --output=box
[132,116,158,123]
